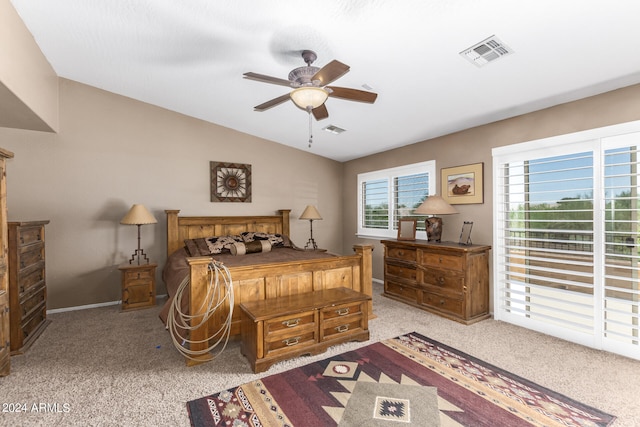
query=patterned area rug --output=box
[187,332,616,426]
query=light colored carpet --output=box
[0,282,638,426]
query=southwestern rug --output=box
[187,332,616,427]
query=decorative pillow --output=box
[183,238,211,256]
[206,235,244,254]
[240,232,290,248]
[230,240,272,256]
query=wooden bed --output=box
[164,209,374,366]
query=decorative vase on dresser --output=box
[0,148,14,376]
[8,220,51,354]
[381,239,492,325]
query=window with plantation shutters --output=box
[358,161,436,239]
[493,121,640,361]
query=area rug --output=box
[187,331,616,426]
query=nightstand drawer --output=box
[421,252,464,271]
[123,268,154,281]
[386,246,417,262]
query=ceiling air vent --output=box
[460,35,513,67]
[323,125,346,135]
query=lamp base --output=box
[129,248,151,265]
[304,238,318,250]
[425,217,443,242]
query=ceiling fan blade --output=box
[254,93,291,111]
[327,86,378,103]
[312,103,329,121]
[312,60,350,85]
[243,72,292,87]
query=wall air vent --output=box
[323,125,346,135]
[460,35,513,67]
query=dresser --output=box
[0,149,14,376]
[382,239,491,325]
[240,287,370,373]
[8,220,50,354]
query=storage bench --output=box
[240,287,370,373]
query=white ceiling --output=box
[9,0,640,162]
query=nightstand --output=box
[118,263,157,311]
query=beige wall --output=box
[0,0,58,132]
[0,79,343,309]
[342,83,640,282]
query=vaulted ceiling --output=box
[9,0,640,161]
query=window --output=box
[357,161,436,239]
[493,120,640,361]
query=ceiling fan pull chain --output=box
[308,109,313,148]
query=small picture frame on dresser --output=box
[459,221,473,245]
[397,219,417,241]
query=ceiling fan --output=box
[243,50,378,121]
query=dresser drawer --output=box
[18,262,45,296]
[386,246,417,262]
[21,306,47,341]
[20,286,46,318]
[385,280,418,301]
[421,291,463,316]
[17,243,44,270]
[421,268,465,291]
[386,262,417,282]
[16,226,44,246]
[421,252,464,271]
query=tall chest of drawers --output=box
[382,239,491,325]
[8,220,50,354]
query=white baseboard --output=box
[47,294,168,314]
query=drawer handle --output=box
[439,299,446,305]
[438,276,445,285]
[283,337,300,346]
[336,308,350,316]
[335,325,349,333]
[282,318,300,328]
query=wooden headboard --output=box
[165,209,291,256]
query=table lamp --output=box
[120,204,157,264]
[299,205,322,250]
[413,195,458,242]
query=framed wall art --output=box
[210,161,252,203]
[441,162,484,205]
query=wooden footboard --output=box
[165,210,374,367]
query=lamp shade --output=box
[290,87,329,110]
[120,204,157,225]
[414,195,458,215]
[299,205,322,220]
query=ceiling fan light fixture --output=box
[290,87,329,110]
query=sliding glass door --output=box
[493,122,640,360]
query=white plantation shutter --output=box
[358,161,435,239]
[493,121,640,360]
